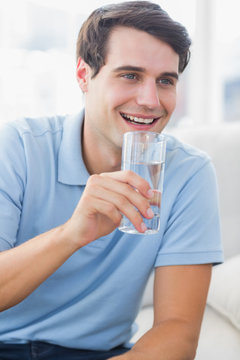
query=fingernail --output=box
[141,223,147,232]
[147,208,154,218]
[147,189,154,198]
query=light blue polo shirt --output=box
[0,111,223,350]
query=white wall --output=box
[0,0,239,125]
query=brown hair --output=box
[76,1,191,77]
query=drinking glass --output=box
[118,131,166,235]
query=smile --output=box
[120,112,159,125]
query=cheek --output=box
[107,81,136,107]
[161,90,177,113]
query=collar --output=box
[58,110,90,185]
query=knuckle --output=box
[87,174,99,185]
[81,193,91,203]
[143,197,151,209]
[124,169,134,179]
[134,212,144,226]
[105,204,121,225]
[86,183,98,194]
[132,191,149,210]
[139,178,149,190]
[118,196,128,208]
[105,202,115,214]
[114,213,122,226]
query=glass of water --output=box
[118,131,166,235]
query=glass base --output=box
[118,225,159,235]
[119,214,160,235]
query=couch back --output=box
[168,122,240,259]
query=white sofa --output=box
[132,122,240,359]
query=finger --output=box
[90,198,122,227]
[87,175,154,219]
[92,199,146,234]
[85,178,152,232]
[100,170,154,199]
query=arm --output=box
[110,155,220,359]
[0,171,153,311]
[110,263,212,360]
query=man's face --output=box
[77,26,179,151]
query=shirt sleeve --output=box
[0,123,26,250]
[155,159,224,266]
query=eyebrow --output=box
[113,65,179,80]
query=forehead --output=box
[104,26,179,72]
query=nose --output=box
[136,79,160,109]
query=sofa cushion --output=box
[132,306,153,343]
[196,305,240,359]
[141,271,154,307]
[207,254,240,330]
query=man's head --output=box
[76,2,191,161]
[76,1,191,78]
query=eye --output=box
[159,78,174,86]
[121,73,138,80]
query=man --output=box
[0,1,223,359]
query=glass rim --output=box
[123,131,166,142]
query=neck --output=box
[82,122,122,175]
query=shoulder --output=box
[0,114,72,161]
[163,133,212,179]
[0,114,72,176]
[162,133,218,210]
[164,132,210,164]
[0,114,67,139]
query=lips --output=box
[120,112,159,125]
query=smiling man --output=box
[79,26,179,175]
[0,2,223,360]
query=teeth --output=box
[122,113,155,124]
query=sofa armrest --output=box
[131,306,153,343]
[207,254,240,330]
[196,305,240,359]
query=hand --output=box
[64,170,154,249]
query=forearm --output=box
[110,319,198,360]
[0,171,153,312]
[0,223,77,311]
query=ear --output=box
[76,57,91,93]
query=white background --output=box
[0,0,239,127]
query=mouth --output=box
[120,112,160,125]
